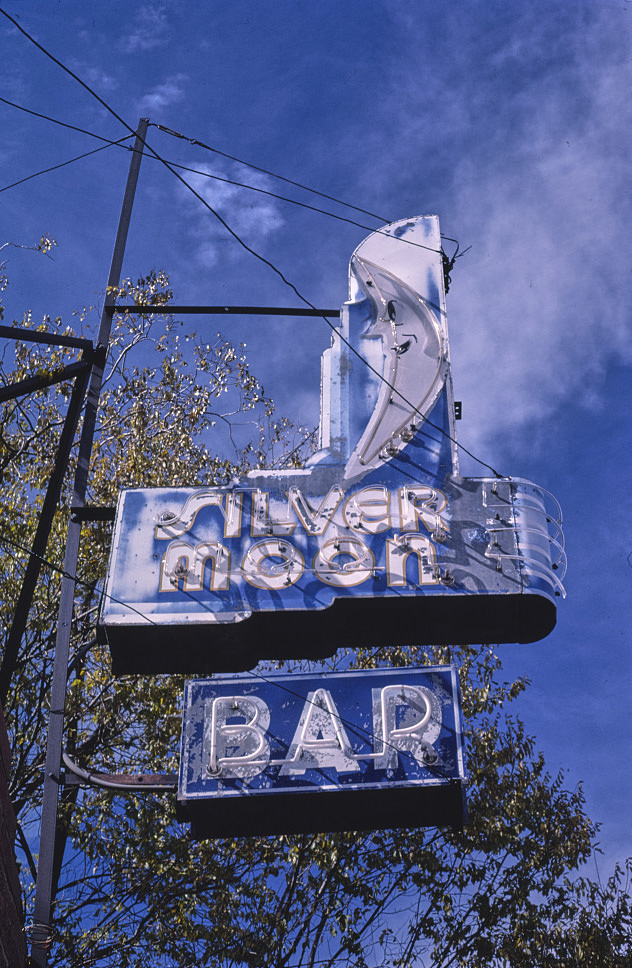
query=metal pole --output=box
[0,359,91,406]
[0,362,91,704]
[0,324,94,351]
[30,118,149,967]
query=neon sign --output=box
[177,666,466,837]
[99,216,565,674]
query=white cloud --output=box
[367,5,632,464]
[137,74,187,112]
[180,163,285,268]
[120,4,169,53]
[447,38,632,460]
[68,62,118,93]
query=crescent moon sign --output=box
[343,220,449,483]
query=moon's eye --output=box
[387,300,397,321]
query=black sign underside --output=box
[100,591,555,676]
[177,778,467,839]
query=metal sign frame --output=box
[178,666,466,838]
[1,118,564,963]
[98,217,566,674]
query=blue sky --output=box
[1,0,630,878]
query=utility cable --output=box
[0,95,464,262]
[157,184,497,472]
[0,531,157,628]
[0,90,447,254]
[122,584,459,783]
[152,125,445,257]
[150,157,398,236]
[239,664,459,783]
[151,121,390,224]
[0,137,132,194]
[0,6,500,477]
[0,529,460,784]
[268,426,319,468]
[157,171,498,474]
[155,156,468,264]
[135,151,493,472]
[0,94,127,143]
[0,8,149,143]
[152,122,468,261]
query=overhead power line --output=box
[159,157,467,261]
[0,95,126,143]
[0,531,157,628]
[1,94,466,266]
[0,3,499,479]
[0,95,453,255]
[0,138,132,194]
[153,157,395,235]
[0,529,455,785]
[151,121,390,224]
[151,123,449,257]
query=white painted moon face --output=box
[343,219,449,484]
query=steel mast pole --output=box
[30,118,149,966]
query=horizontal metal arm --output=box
[0,324,95,351]
[70,506,116,522]
[0,360,91,403]
[62,751,177,791]
[111,304,341,317]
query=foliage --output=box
[1,264,630,967]
[0,236,57,322]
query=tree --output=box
[1,265,630,967]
